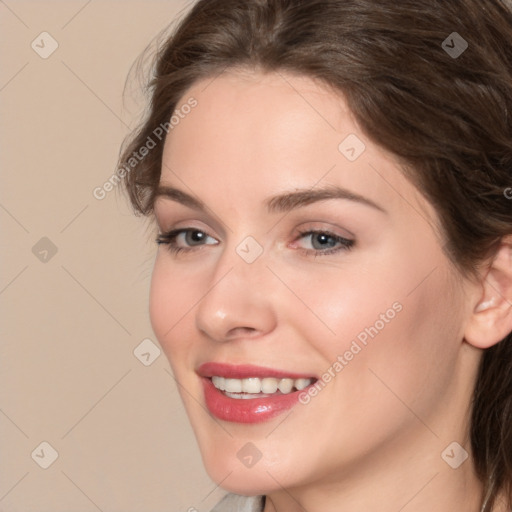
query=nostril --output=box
[226,326,258,339]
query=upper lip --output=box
[197,362,317,380]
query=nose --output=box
[195,246,278,343]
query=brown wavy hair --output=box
[118,1,512,509]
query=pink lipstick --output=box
[197,363,318,423]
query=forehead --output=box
[163,68,354,162]
[159,69,437,227]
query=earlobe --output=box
[464,236,512,349]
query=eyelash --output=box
[155,228,354,257]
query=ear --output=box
[464,235,512,349]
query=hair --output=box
[118,1,512,509]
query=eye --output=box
[293,229,354,257]
[156,228,218,254]
[155,227,354,257]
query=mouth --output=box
[210,375,316,399]
[197,362,318,423]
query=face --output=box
[150,69,476,495]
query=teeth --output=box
[211,376,314,396]
[212,376,225,390]
[242,378,261,393]
[225,378,243,393]
[261,378,279,393]
[278,378,294,393]
[294,378,311,391]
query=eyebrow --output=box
[154,184,387,214]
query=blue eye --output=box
[155,228,354,257]
[156,228,217,254]
[294,230,354,256]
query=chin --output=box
[205,465,280,497]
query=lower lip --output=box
[202,377,309,424]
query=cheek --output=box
[333,264,463,422]
[268,255,409,361]
[149,256,202,361]
[275,251,462,416]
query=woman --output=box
[118,1,512,510]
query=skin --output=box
[149,69,512,512]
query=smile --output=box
[211,376,315,398]
[197,363,318,423]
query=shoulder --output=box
[209,493,265,512]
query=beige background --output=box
[0,1,226,510]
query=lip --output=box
[197,362,317,380]
[197,362,318,424]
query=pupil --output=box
[189,230,204,244]
[314,233,334,249]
